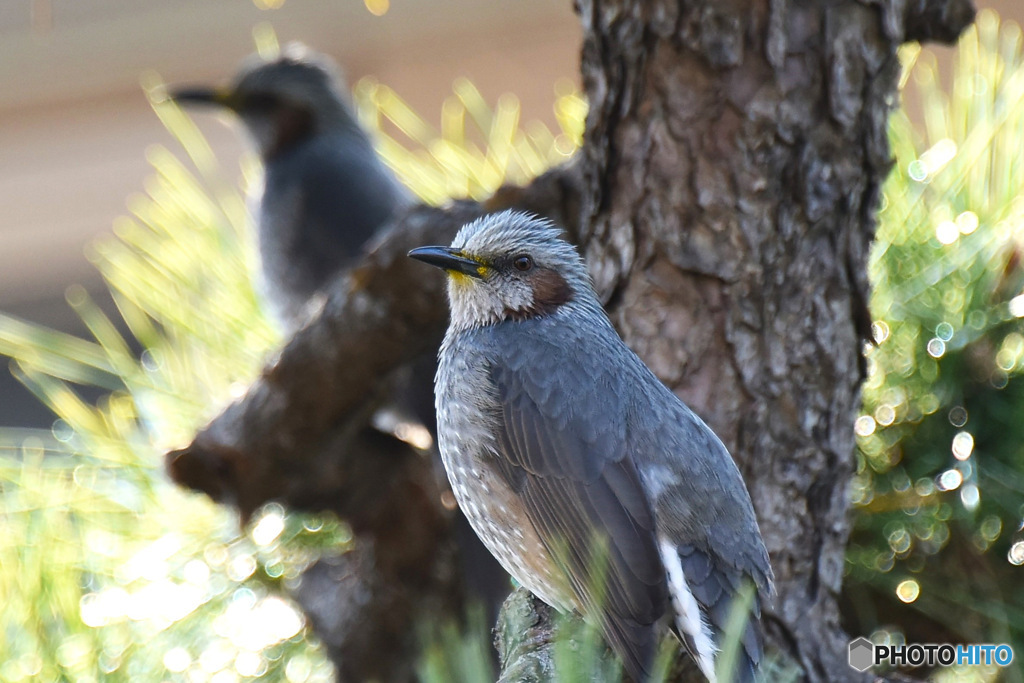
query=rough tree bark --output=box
[566,0,972,679]
[167,1,973,681]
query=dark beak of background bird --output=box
[408,246,484,279]
[169,87,236,109]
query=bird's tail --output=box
[711,610,762,683]
[660,541,766,683]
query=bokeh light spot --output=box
[951,431,974,460]
[948,406,968,427]
[967,310,987,329]
[956,210,979,234]
[252,506,285,547]
[980,516,1002,542]
[920,138,957,173]
[227,554,257,582]
[872,320,890,343]
[235,650,265,677]
[961,483,980,510]
[888,527,911,554]
[907,159,928,182]
[286,654,313,683]
[163,647,191,673]
[205,543,228,567]
[364,0,390,16]
[184,559,211,585]
[914,478,935,497]
[52,418,74,442]
[56,635,91,670]
[896,579,920,603]
[1010,294,1024,318]
[935,221,959,245]
[1009,541,1024,566]
[875,404,896,427]
[855,415,877,437]
[937,469,963,491]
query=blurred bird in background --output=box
[170,45,510,633]
[170,44,409,329]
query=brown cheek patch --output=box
[504,268,574,320]
[532,269,574,312]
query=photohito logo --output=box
[848,637,1014,672]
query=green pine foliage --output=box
[0,93,346,683]
[847,10,1024,682]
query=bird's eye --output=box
[513,255,533,272]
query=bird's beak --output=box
[169,86,238,109]
[408,246,485,279]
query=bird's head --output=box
[410,211,595,330]
[169,44,354,159]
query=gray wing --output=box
[640,399,774,682]
[263,132,404,300]
[489,361,668,681]
[296,134,403,268]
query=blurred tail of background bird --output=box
[170,43,510,626]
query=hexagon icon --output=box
[848,637,874,672]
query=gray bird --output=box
[409,211,774,682]
[170,45,409,328]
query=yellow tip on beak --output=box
[408,246,488,280]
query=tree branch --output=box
[495,589,619,683]
[494,589,707,683]
[167,201,477,518]
[902,0,976,44]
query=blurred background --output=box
[3,1,1024,682]
[0,0,581,427]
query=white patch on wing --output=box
[659,537,718,682]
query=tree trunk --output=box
[499,0,973,679]
[167,0,975,680]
